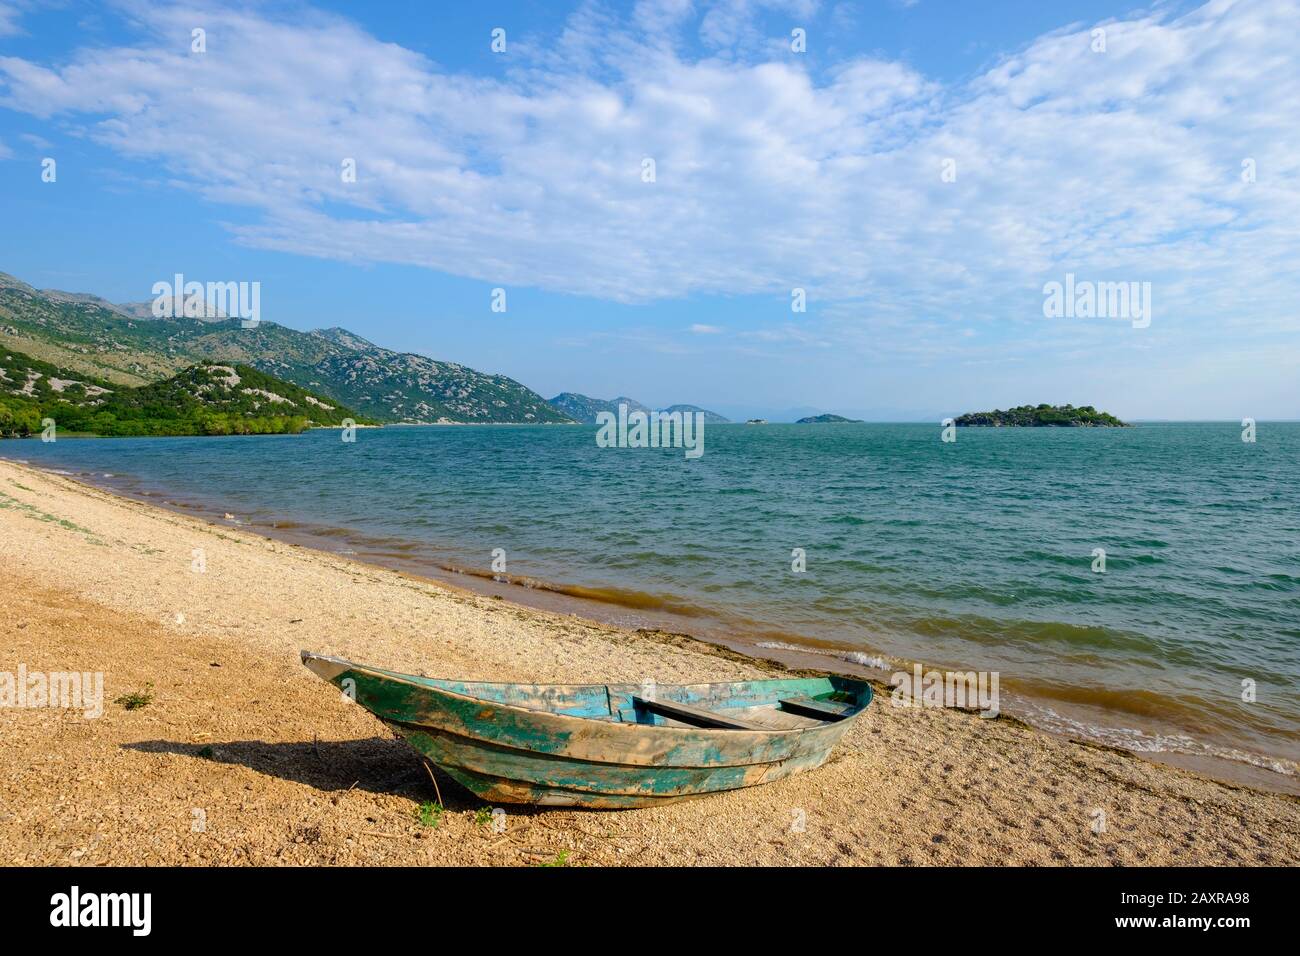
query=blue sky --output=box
[1,0,1297,420]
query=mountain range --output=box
[0,271,731,426]
[0,272,568,425]
[547,392,730,424]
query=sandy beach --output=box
[2,456,1297,866]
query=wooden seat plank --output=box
[631,696,761,730]
[778,696,853,722]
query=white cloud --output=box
[0,2,27,38]
[634,0,697,36]
[0,0,1296,373]
[689,323,723,333]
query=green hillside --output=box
[0,349,371,437]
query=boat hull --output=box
[302,652,872,808]
[394,725,839,808]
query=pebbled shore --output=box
[1,457,1297,866]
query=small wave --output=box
[1021,705,1299,777]
[755,641,890,671]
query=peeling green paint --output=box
[302,651,871,809]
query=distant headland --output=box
[954,404,1129,427]
[796,413,864,424]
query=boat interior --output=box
[405,673,873,731]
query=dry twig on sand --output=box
[421,760,445,808]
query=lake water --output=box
[8,421,1298,789]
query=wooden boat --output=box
[301,651,872,808]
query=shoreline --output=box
[3,456,1299,865]
[5,451,1295,796]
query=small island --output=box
[745,418,768,425]
[796,413,863,424]
[954,404,1129,427]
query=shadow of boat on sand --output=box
[122,737,492,813]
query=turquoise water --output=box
[8,422,1299,783]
